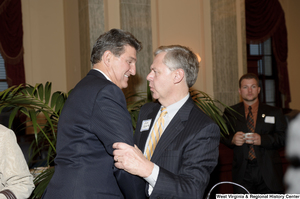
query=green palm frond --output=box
[125,91,149,131]
[0,82,69,162]
[31,167,55,199]
[190,89,235,137]
[0,82,69,198]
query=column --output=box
[120,0,153,95]
[210,0,247,107]
[78,0,105,78]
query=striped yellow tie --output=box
[145,107,167,160]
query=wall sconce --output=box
[196,53,201,63]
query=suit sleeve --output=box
[260,108,287,149]
[151,123,220,199]
[91,84,134,153]
[90,85,146,199]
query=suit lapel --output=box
[150,98,194,163]
[255,104,265,135]
[236,103,248,133]
[138,104,161,152]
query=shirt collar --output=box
[93,68,112,82]
[243,99,259,113]
[162,94,189,119]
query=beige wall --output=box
[63,0,81,91]
[21,0,300,109]
[104,0,120,30]
[151,0,215,95]
[21,0,120,93]
[22,0,68,93]
[279,0,300,110]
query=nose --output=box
[130,64,136,76]
[146,71,154,81]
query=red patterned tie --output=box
[247,106,256,160]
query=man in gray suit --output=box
[113,45,220,199]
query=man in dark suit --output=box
[222,73,286,194]
[42,29,146,199]
[113,45,220,199]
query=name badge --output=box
[265,116,275,124]
[141,119,152,132]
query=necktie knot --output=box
[248,106,252,112]
[160,107,167,117]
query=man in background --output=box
[222,73,286,193]
[42,29,146,199]
[113,45,220,199]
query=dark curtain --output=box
[246,0,290,107]
[0,0,25,87]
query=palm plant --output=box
[0,82,233,198]
[0,82,69,198]
[190,89,233,137]
[124,91,151,132]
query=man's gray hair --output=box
[154,45,199,88]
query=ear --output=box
[173,69,185,84]
[102,50,113,66]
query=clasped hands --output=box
[231,131,261,146]
[112,142,154,178]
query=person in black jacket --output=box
[42,29,146,199]
[222,73,286,194]
[113,45,220,199]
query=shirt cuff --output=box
[144,164,160,195]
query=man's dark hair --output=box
[90,29,142,65]
[239,73,259,88]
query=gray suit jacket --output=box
[134,97,220,199]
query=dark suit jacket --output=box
[42,70,145,199]
[134,97,220,199]
[222,102,287,192]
